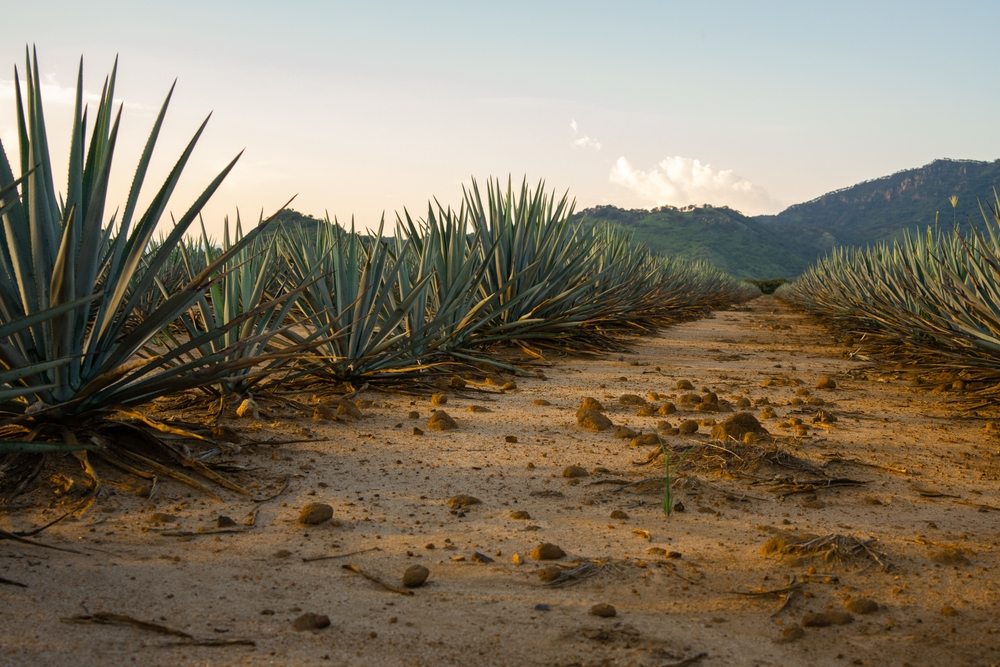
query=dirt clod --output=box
[428,411,458,431]
[816,376,837,390]
[578,410,612,432]
[711,412,768,442]
[312,405,338,421]
[678,420,699,434]
[293,612,331,631]
[678,392,702,406]
[619,394,647,406]
[336,399,363,419]
[801,612,833,628]
[402,565,430,588]
[845,598,879,615]
[530,543,566,560]
[589,603,617,618]
[614,426,638,439]
[299,502,334,525]
[447,494,482,509]
[630,433,661,447]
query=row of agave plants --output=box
[778,201,1000,385]
[0,53,756,485]
[131,189,759,401]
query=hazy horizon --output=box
[4,1,1000,235]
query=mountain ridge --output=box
[574,158,1000,279]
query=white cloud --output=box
[569,118,601,151]
[573,135,602,151]
[0,73,146,111]
[0,73,94,106]
[609,155,779,214]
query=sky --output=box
[3,1,1000,236]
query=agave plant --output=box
[154,213,323,401]
[459,178,625,352]
[779,197,1000,384]
[126,234,210,330]
[454,179,758,354]
[393,201,511,367]
[279,217,435,384]
[0,51,287,477]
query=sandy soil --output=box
[2,295,1000,667]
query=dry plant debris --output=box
[761,531,890,570]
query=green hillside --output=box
[573,204,815,278]
[761,158,1000,247]
[575,158,1000,279]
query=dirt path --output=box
[3,296,999,666]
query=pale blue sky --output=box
[3,1,999,233]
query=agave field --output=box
[7,51,1000,667]
[0,53,757,495]
[778,203,1000,388]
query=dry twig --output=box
[63,612,192,638]
[342,563,414,596]
[302,547,381,563]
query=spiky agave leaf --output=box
[0,52,293,427]
[394,201,514,363]
[150,211,324,400]
[779,198,1000,384]
[279,217,434,384]
[460,178,623,351]
[454,178,757,355]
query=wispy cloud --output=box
[569,118,601,151]
[0,73,147,111]
[609,155,779,214]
